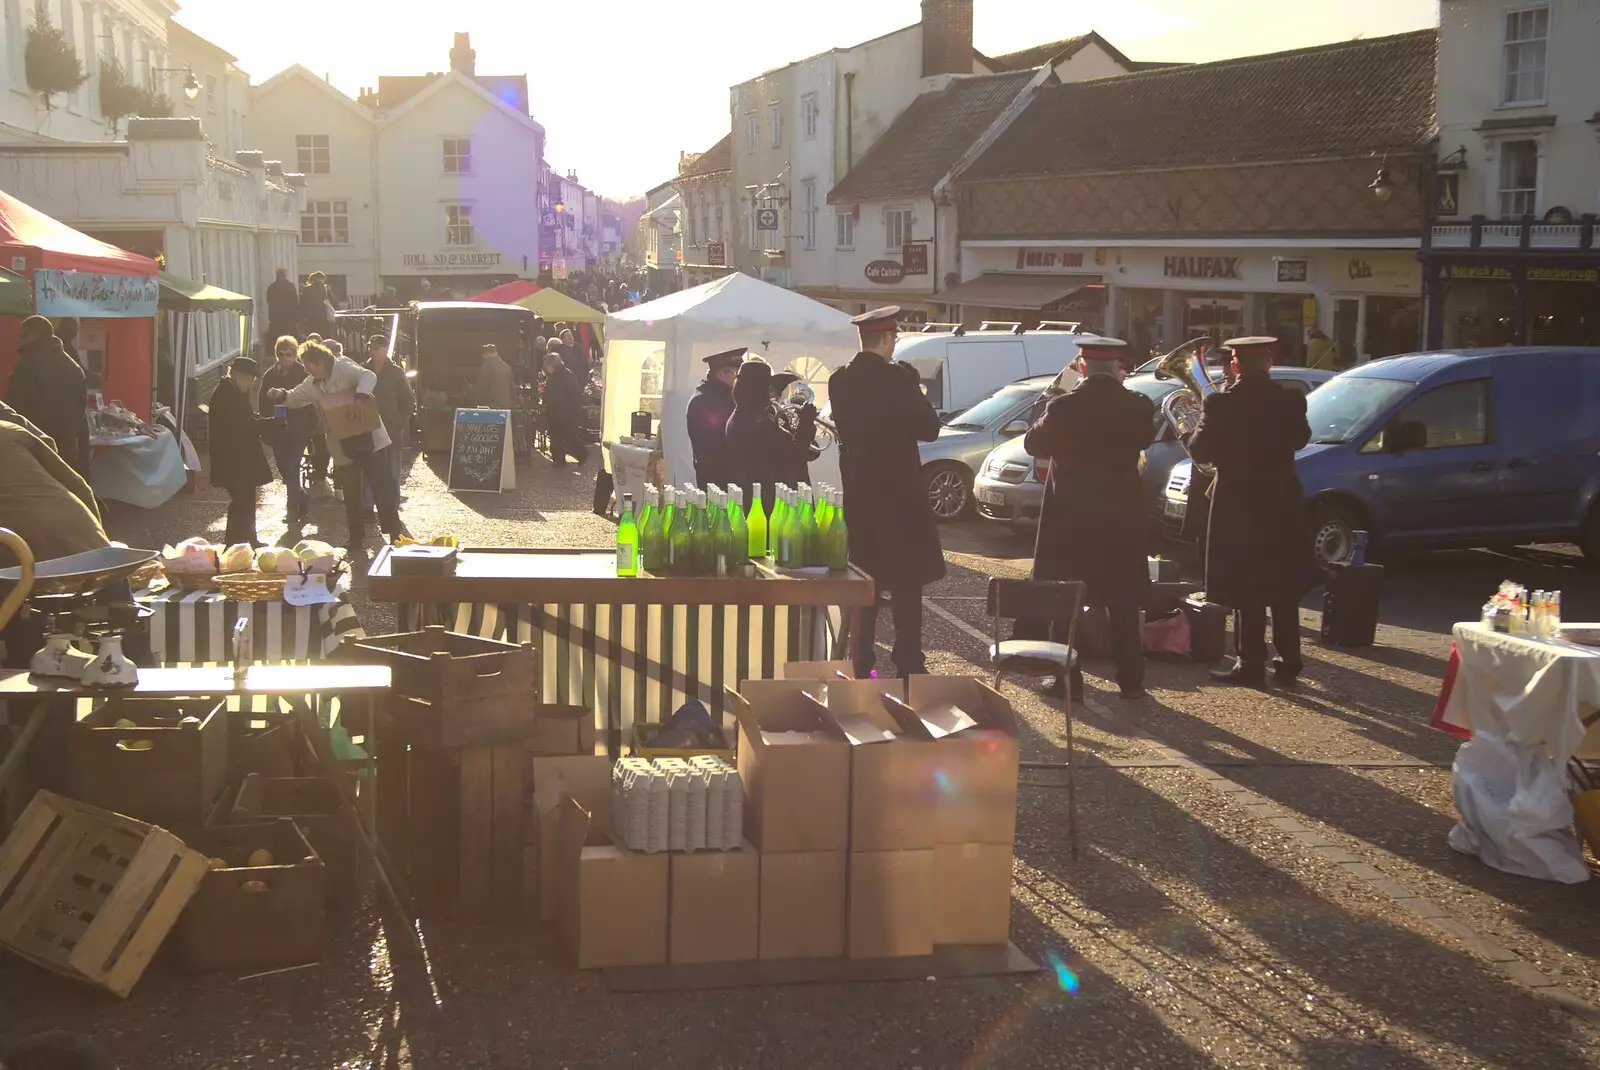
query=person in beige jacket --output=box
[476,344,515,412]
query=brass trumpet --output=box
[778,382,837,451]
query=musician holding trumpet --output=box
[724,358,820,516]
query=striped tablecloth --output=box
[138,587,365,663]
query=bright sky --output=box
[173,0,1438,200]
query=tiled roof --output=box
[828,71,1036,204]
[679,134,732,179]
[987,34,1090,71]
[962,29,1438,182]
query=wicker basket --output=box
[165,568,221,591]
[215,572,289,602]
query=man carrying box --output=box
[266,340,411,550]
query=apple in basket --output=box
[161,537,220,573]
[218,543,255,572]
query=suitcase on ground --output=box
[1320,562,1383,646]
[1182,597,1229,663]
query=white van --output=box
[893,328,1107,418]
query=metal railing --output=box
[1427,214,1598,251]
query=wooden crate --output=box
[231,776,357,909]
[0,791,208,998]
[343,626,538,748]
[226,713,309,784]
[174,820,326,974]
[375,737,524,918]
[67,697,228,829]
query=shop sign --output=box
[756,208,779,231]
[865,259,906,284]
[1275,259,1309,283]
[34,269,158,318]
[1014,248,1085,271]
[902,242,929,276]
[1163,255,1241,280]
[401,252,504,271]
[1443,265,1512,281]
[1528,266,1599,283]
[552,259,568,280]
[1435,173,1460,217]
[707,241,726,266]
[1301,298,1317,328]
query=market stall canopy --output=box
[157,272,252,314]
[515,287,606,325]
[0,267,30,316]
[0,189,157,277]
[470,279,539,304]
[937,272,1101,310]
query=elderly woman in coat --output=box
[208,357,273,547]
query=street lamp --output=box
[151,67,202,102]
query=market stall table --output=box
[367,547,875,752]
[1430,622,1600,882]
[136,583,364,663]
[89,428,186,509]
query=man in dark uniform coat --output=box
[685,347,743,487]
[1187,336,1313,687]
[1023,339,1155,700]
[830,306,945,677]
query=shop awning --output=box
[0,267,30,316]
[157,272,253,314]
[938,273,1100,310]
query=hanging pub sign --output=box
[33,269,158,318]
[707,241,726,266]
[1435,173,1460,217]
[756,208,780,231]
[902,242,929,276]
[1163,255,1241,280]
[1275,259,1309,283]
[865,260,906,284]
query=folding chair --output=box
[987,577,1086,856]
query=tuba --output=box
[1155,337,1220,473]
[779,381,838,452]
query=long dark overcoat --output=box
[1186,373,1312,607]
[685,376,736,488]
[725,402,817,516]
[828,350,945,590]
[207,379,272,491]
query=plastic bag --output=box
[1142,610,1191,657]
[1447,732,1590,884]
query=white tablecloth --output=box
[1435,622,1600,883]
[89,428,185,509]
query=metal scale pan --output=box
[0,546,159,598]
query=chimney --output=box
[450,32,476,77]
[921,0,973,78]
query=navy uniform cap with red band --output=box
[1077,338,1128,362]
[703,347,747,369]
[851,306,901,333]
[1224,336,1280,358]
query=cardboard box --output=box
[732,681,850,853]
[823,684,934,853]
[320,389,380,440]
[531,755,612,920]
[780,660,855,681]
[555,794,668,969]
[759,850,846,960]
[933,842,1013,946]
[847,849,933,959]
[905,676,1021,845]
[669,843,759,964]
[527,705,598,756]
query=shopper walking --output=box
[258,335,314,527]
[542,350,588,467]
[207,357,272,547]
[266,267,300,344]
[369,333,413,501]
[6,316,90,475]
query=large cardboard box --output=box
[531,755,612,920]
[759,850,846,960]
[526,706,599,757]
[779,660,855,681]
[847,849,934,959]
[905,676,1020,845]
[823,683,934,853]
[320,389,381,441]
[932,842,1013,946]
[732,681,850,853]
[669,844,759,964]
[555,794,668,969]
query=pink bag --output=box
[1142,610,1192,657]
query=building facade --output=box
[166,19,248,160]
[674,135,734,289]
[1423,0,1600,347]
[250,35,545,303]
[954,31,1437,365]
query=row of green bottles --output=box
[617,493,640,576]
[629,484,760,577]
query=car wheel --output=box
[926,463,973,522]
[1308,501,1360,568]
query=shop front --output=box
[1424,256,1600,350]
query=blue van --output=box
[1162,348,1600,566]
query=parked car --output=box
[918,374,1061,520]
[1161,347,1600,566]
[975,366,1331,530]
[894,328,1105,420]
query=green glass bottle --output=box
[640,486,664,574]
[690,490,712,576]
[747,482,768,560]
[616,494,640,577]
[662,484,677,536]
[775,490,801,568]
[666,489,692,576]
[816,486,834,553]
[800,486,821,567]
[728,485,750,563]
[771,484,790,550]
[827,491,850,571]
[639,483,656,532]
[712,490,735,577]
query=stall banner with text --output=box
[448,408,515,493]
[34,269,158,318]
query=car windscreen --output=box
[1304,376,1415,444]
[945,384,1039,430]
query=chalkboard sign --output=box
[447,408,515,493]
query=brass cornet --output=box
[779,382,838,451]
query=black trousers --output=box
[550,423,588,465]
[856,586,926,677]
[337,447,402,541]
[224,486,258,546]
[1235,603,1302,669]
[1075,597,1144,693]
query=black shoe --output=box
[1271,658,1303,685]
[1210,660,1266,687]
[1119,686,1147,700]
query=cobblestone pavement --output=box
[3,452,1597,1068]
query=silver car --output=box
[919,375,1056,521]
[974,367,1333,530]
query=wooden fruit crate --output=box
[342,626,538,749]
[67,697,228,829]
[231,776,357,909]
[226,713,309,784]
[0,791,208,998]
[374,737,524,918]
[174,820,326,974]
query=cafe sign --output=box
[1163,255,1242,280]
[707,241,726,266]
[400,251,504,271]
[34,269,158,318]
[865,259,906,284]
[902,242,929,276]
